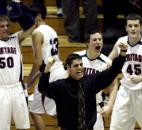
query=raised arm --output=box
[18,24,36,43]
[18,15,40,43]
[109,41,127,60]
[38,58,60,97]
[17,15,40,43]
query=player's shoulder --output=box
[100,53,109,60]
[100,53,112,64]
[117,35,128,43]
[74,50,86,57]
[10,31,20,38]
[33,25,57,36]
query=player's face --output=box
[0,21,9,40]
[68,59,84,80]
[126,20,142,39]
[88,33,103,53]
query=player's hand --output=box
[100,105,112,117]
[118,42,128,56]
[44,57,55,73]
[130,75,142,83]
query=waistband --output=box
[0,82,22,88]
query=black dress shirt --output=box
[38,55,125,130]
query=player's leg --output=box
[30,113,46,130]
[29,87,47,130]
[110,86,135,130]
[133,89,142,129]
[0,87,12,130]
[13,84,30,130]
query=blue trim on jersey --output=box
[98,56,107,63]
[127,37,142,47]
[19,61,23,82]
[0,36,16,42]
[81,51,107,63]
[9,36,16,39]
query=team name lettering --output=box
[0,47,16,54]
[84,67,99,75]
[126,54,142,62]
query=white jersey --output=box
[33,24,62,71]
[76,50,112,104]
[115,36,142,90]
[0,33,23,85]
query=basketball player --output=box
[75,32,118,130]
[109,13,142,130]
[0,15,37,130]
[26,6,67,130]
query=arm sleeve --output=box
[38,72,60,99]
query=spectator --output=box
[61,0,98,43]
[56,0,63,17]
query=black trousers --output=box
[62,0,98,41]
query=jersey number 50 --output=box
[0,57,14,68]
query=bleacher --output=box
[10,0,140,129]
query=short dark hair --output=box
[65,53,82,67]
[125,13,142,25]
[30,4,47,19]
[85,31,103,43]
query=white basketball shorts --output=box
[0,82,30,130]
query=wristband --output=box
[121,49,127,52]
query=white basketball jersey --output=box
[33,25,62,71]
[116,36,142,90]
[76,50,112,104]
[0,33,23,85]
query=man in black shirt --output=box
[38,45,127,130]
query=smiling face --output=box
[0,16,9,40]
[126,19,142,39]
[67,59,84,80]
[87,33,103,53]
